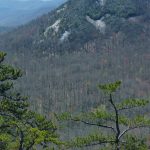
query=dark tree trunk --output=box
[19,131,24,150]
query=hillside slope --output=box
[0,0,150,54]
[0,0,150,115]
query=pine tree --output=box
[0,51,62,150]
[57,81,150,150]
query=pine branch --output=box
[119,125,150,140]
[117,99,149,111]
[0,112,15,118]
[71,118,116,133]
[118,106,142,111]
[0,124,10,129]
[83,140,115,147]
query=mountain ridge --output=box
[0,0,149,55]
[0,0,149,114]
[0,0,66,27]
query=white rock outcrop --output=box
[44,19,61,37]
[99,0,106,6]
[96,0,106,6]
[86,16,106,34]
[57,5,67,13]
[60,31,70,42]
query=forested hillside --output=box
[0,0,150,112]
[1,53,150,149]
[6,41,149,115]
[0,0,150,149]
[0,0,149,114]
[0,0,150,54]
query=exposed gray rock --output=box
[86,16,106,34]
[60,31,70,42]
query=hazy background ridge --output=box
[0,0,66,27]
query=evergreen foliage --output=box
[0,51,61,150]
[57,81,150,149]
